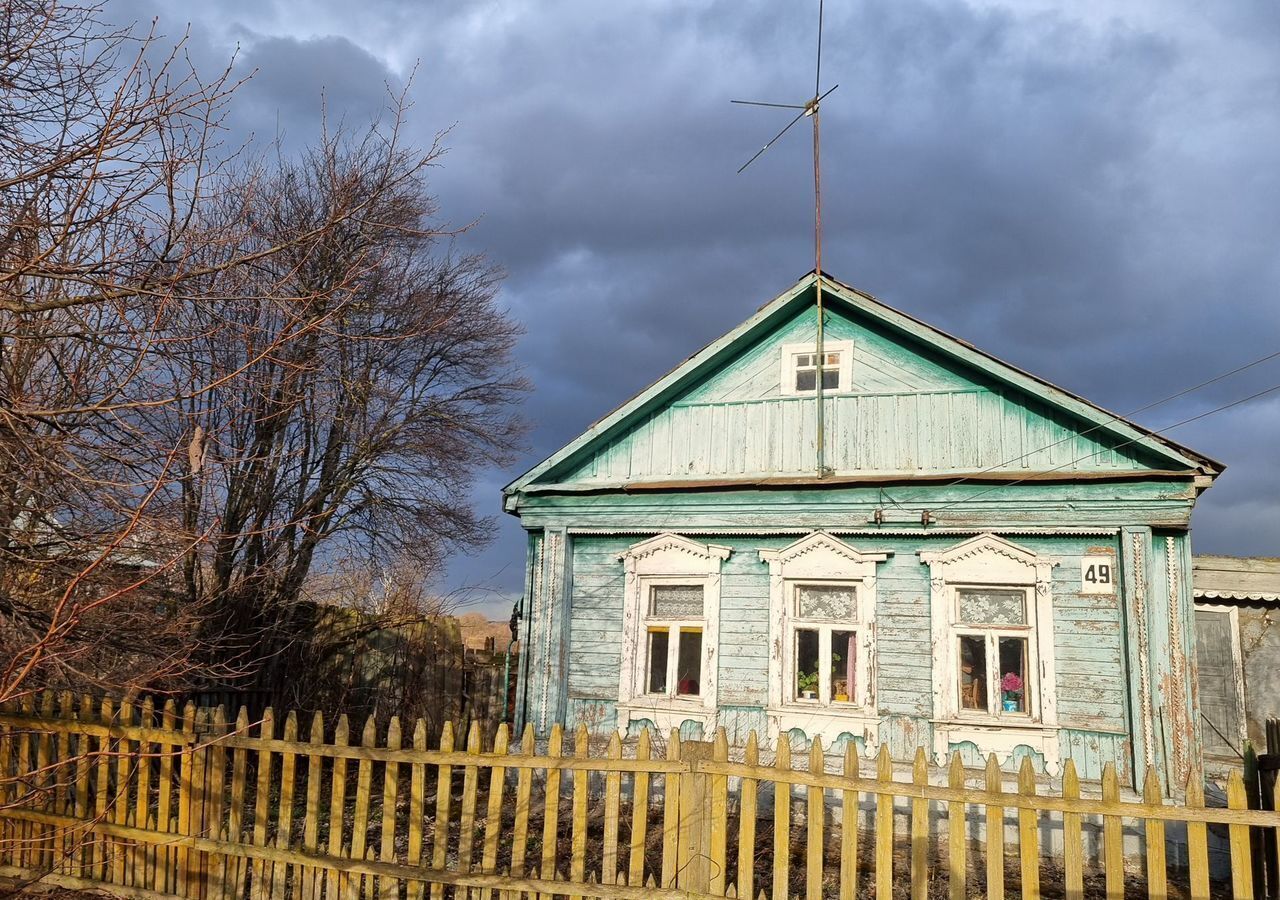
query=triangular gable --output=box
[505,273,1219,502]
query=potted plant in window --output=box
[833,678,849,702]
[1000,672,1024,712]
[797,671,819,700]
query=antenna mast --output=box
[734,0,835,478]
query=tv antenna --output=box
[733,0,837,478]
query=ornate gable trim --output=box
[618,532,731,575]
[758,531,891,577]
[918,533,1052,584]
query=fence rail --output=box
[1,692,1278,900]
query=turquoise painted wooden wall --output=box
[549,308,1162,485]
[556,531,1134,779]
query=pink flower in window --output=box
[1000,672,1024,695]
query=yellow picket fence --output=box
[1,692,1278,900]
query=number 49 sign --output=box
[1081,555,1116,594]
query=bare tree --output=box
[0,2,525,709]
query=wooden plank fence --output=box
[2,693,1279,900]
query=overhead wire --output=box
[926,377,1280,516]
[877,346,1280,511]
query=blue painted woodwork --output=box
[504,273,1219,792]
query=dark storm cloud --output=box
[106,1,1280,611]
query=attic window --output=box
[780,340,854,396]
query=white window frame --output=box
[950,585,1039,720]
[780,339,854,396]
[920,534,1062,774]
[760,533,889,750]
[639,579,707,700]
[616,533,730,735]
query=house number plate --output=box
[1080,555,1116,594]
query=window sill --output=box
[616,700,716,736]
[931,720,1062,775]
[767,706,880,752]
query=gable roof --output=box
[505,272,1221,503]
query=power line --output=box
[926,377,1280,516]
[936,347,1280,492]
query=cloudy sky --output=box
[113,0,1280,615]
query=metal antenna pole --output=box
[812,100,826,477]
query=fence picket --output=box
[510,724,535,888]
[1017,757,1040,900]
[1061,760,1083,900]
[57,691,75,879]
[301,712,324,900]
[874,744,893,900]
[839,742,858,900]
[482,723,511,893]
[660,729,678,891]
[37,691,55,876]
[628,728,652,891]
[1227,770,1255,900]
[947,753,966,900]
[539,724,564,900]
[326,715,351,900]
[570,724,589,899]
[249,708,275,900]
[93,697,113,882]
[602,731,622,887]
[134,698,155,890]
[984,755,1004,900]
[158,699,178,893]
[1101,763,1123,900]
[1142,766,1167,900]
[228,707,250,900]
[348,715,377,900]
[1185,770,1210,900]
[407,719,427,900]
[806,737,825,900]
[736,732,758,900]
[457,721,482,892]
[377,717,402,900]
[710,728,729,897]
[429,721,454,900]
[910,748,928,900]
[0,698,11,871]
[14,694,33,874]
[207,705,228,900]
[772,736,792,900]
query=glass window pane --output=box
[676,629,702,696]
[796,584,856,619]
[826,352,840,366]
[795,629,820,700]
[650,584,703,618]
[832,630,856,702]
[998,637,1029,714]
[796,354,812,367]
[959,635,987,711]
[796,369,816,392]
[821,368,839,390]
[957,588,1025,626]
[646,629,669,694]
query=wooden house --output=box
[504,272,1221,791]
[1192,554,1280,769]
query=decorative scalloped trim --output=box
[762,530,888,566]
[919,533,1039,569]
[618,532,730,564]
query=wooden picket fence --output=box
[2,693,1279,900]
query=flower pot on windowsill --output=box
[834,693,849,702]
[802,691,816,701]
[1002,695,1021,712]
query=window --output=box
[789,583,859,705]
[780,340,854,396]
[615,534,730,734]
[920,534,1062,775]
[760,533,889,748]
[953,587,1034,718]
[643,584,705,698]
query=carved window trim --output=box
[920,534,1062,774]
[615,533,730,734]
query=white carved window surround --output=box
[920,534,1062,775]
[616,533,730,735]
[780,340,854,396]
[760,533,890,749]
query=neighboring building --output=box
[1192,555,1280,768]
[503,272,1221,792]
